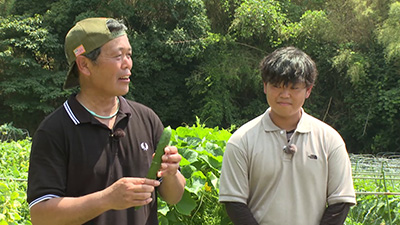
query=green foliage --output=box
[295,10,333,45]
[125,0,212,127]
[1,125,400,224]
[230,0,288,45]
[0,123,29,142]
[324,0,376,46]
[348,154,400,224]
[0,122,235,225]
[0,138,31,225]
[347,196,400,225]
[186,37,265,128]
[327,47,400,154]
[0,14,68,133]
[377,1,400,61]
[158,119,233,224]
[203,0,234,34]
[332,48,369,83]
[0,0,15,17]
[0,0,399,156]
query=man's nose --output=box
[122,55,132,70]
[280,87,291,97]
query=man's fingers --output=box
[164,146,178,154]
[123,177,160,186]
[162,152,181,163]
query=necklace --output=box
[81,98,120,119]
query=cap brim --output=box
[63,62,79,89]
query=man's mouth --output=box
[119,76,130,80]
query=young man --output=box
[219,46,356,225]
[27,17,186,225]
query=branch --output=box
[322,96,332,122]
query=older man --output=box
[27,17,186,225]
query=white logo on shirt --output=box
[140,142,149,151]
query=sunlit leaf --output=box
[175,190,197,216]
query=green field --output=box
[1,124,399,224]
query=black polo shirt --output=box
[27,94,163,225]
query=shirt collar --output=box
[262,107,312,133]
[63,94,131,125]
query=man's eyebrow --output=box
[116,47,132,51]
[109,45,131,51]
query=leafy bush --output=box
[0,139,31,225]
[158,119,234,224]
[0,123,29,142]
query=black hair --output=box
[260,46,318,88]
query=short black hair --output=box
[260,46,318,88]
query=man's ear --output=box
[75,55,91,76]
[305,85,313,98]
[263,82,268,95]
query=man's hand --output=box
[156,145,186,205]
[102,177,160,210]
[29,177,161,225]
[157,146,182,178]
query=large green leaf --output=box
[175,189,197,216]
[186,171,207,195]
[179,148,199,163]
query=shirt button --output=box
[280,130,285,134]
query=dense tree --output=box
[0,0,399,153]
[127,0,211,127]
[186,35,266,127]
[0,15,66,132]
